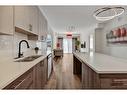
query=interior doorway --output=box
[57,37,79,53]
[63,38,72,53]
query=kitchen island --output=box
[73,52,127,89]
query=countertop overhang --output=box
[73,52,127,74]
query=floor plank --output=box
[44,53,81,89]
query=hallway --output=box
[44,54,81,89]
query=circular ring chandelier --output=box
[93,7,125,21]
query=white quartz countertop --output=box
[0,52,51,89]
[73,52,127,74]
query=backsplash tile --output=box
[13,32,36,58]
[0,35,13,59]
[0,32,37,60]
[0,35,13,50]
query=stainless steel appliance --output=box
[47,53,52,79]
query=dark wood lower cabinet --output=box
[100,74,127,89]
[4,57,50,89]
[4,67,35,89]
[35,58,48,89]
[73,54,127,89]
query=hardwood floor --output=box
[44,53,81,89]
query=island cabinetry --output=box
[100,74,127,89]
[73,55,82,76]
[73,54,127,89]
[73,54,99,88]
[82,63,100,89]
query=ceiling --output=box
[39,6,127,33]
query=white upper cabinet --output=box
[0,6,48,39]
[38,10,48,40]
[28,6,39,35]
[14,6,39,35]
[38,10,43,40]
[14,6,29,32]
[0,6,14,35]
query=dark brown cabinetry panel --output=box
[35,57,48,89]
[43,58,48,84]
[73,54,127,89]
[82,63,100,89]
[35,62,43,89]
[4,67,34,89]
[4,57,50,89]
[100,74,127,89]
[73,55,82,80]
[82,63,89,88]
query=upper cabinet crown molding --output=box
[0,6,14,35]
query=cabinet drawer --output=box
[15,70,33,89]
[101,78,127,89]
[4,68,33,89]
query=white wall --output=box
[95,14,127,59]
[52,25,96,52]
[79,25,96,52]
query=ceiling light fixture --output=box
[93,7,125,21]
[67,26,75,32]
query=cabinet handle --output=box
[113,79,127,82]
[111,79,127,87]
[111,83,123,86]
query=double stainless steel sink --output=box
[15,55,42,62]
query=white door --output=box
[63,38,72,53]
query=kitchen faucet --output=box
[18,40,30,58]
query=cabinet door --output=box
[38,10,43,40]
[4,68,34,89]
[40,58,48,88]
[38,10,48,40]
[82,63,89,89]
[14,6,39,35]
[28,6,38,35]
[35,60,48,89]
[35,62,43,89]
[0,6,13,35]
[82,63,100,89]
[40,61,45,88]
[43,17,48,37]
[44,58,48,83]
[100,77,127,89]
[14,6,29,31]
